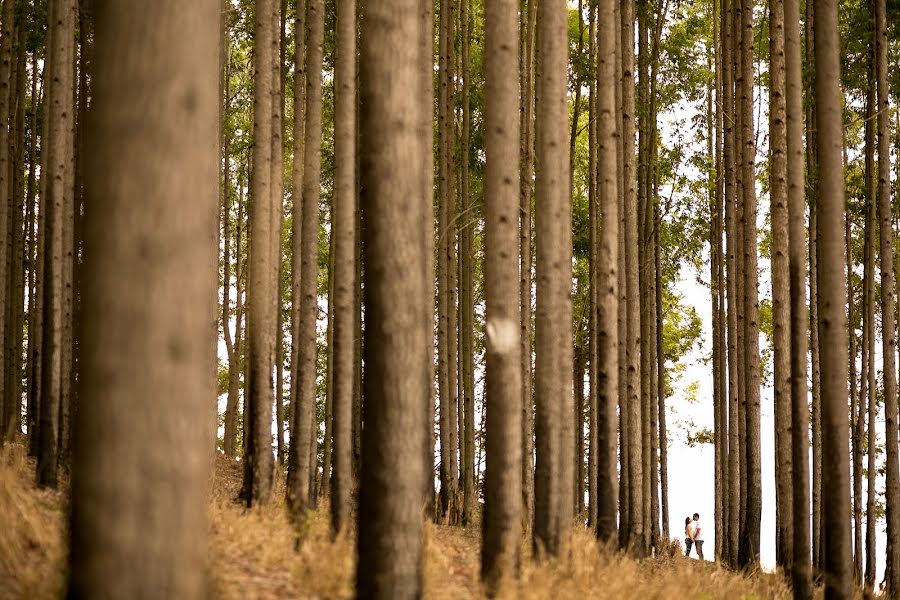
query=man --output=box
[692,513,704,560]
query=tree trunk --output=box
[420,0,436,520]
[863,24,877,591]
[737,0,761,566]
[68,1,218,594]
[287,0,306,487]
[437,0,459,523]
[813,0,853,594]
[287,0,323,518]
[272,0,286,468]
[0,0,13,444]
[621,0,643,556]
[243,0,277,506]
[36,0,73,489]
[595,0,625,543]
[28,53,49,457]
[768,0,793,573]
[614,0,629,551]
[481,0,523,581]
[329,0,355,535]
[806,0,823,573]
[785,0,810,590]
[636,10,652,554]
[875,0,900,590]
[655,201,667,545]
[322,214,335,487]
[459,0,475,527]
[221,36,240,459]
[519,0,537,535]
[533,0,570,556]
[586,0,599,531]
[355,1,428,592]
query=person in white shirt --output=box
[692,513,704,560]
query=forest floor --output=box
[1,441,796,599]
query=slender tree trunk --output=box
[287,0,323,518]
[459,0,475,527]
[243,0,277,506]
[24,48,40,454]
[621,0,643,556]
[814,0,853,593]
[329,0,355,535]
[875,0,900,589]
[849,211,863,584]
[481,0,523,580]
[519,0,537,535]
[785,0,810,590]
[421,0,436,519]
[356,1,428,593]
[713,0,729,559]
[272,0,286,468]
[709,33,724,560]
[722,0,741,566]
[533,0,570,555]
[0,0,14,445]
[655,201,667,545]
[287,0,306,491]
[806,0,823,573]
[36,0,73,489]
[437,0,459,523]
[615,0,629,550]
[56,0,76,470]
[769,0,793,573]
[737,0,761,566]
[863,26,877,591]
[322,218,335,487]
[636,10,652,554]
[224,178,244,458]
[587,0,599,531]
[222,37,240,459]
[69,2,218,594]
[4,8,25,441]
[594,0,625,544]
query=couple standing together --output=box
[684,513,704,560]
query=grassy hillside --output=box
[1,444,797,599]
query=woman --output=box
[684,516,694,557]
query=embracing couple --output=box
[683,513,704,560]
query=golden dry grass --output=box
[1,444,800,599]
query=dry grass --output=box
[2,445,799,599]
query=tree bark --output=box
[814,0,853,594]
[459,0,475,527]
[785,0,810,590]
[36,0,73,489]
[68,1,218,594]
[737,0,761,567]
[287,0,323,518]
[875,0,900,590]
[769,0,793,573]
[519,0,537,535]
[355,0,428,592]
[594,0,619,543]
[621,0,643,556]
[330,0,355,536]
[244,0,277,506]
[287,0,306,489]
[863,24,877,591]
[481,0,523,581]
[437,0,459,523]
[533,0,570,556]
[0,0,13,445]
